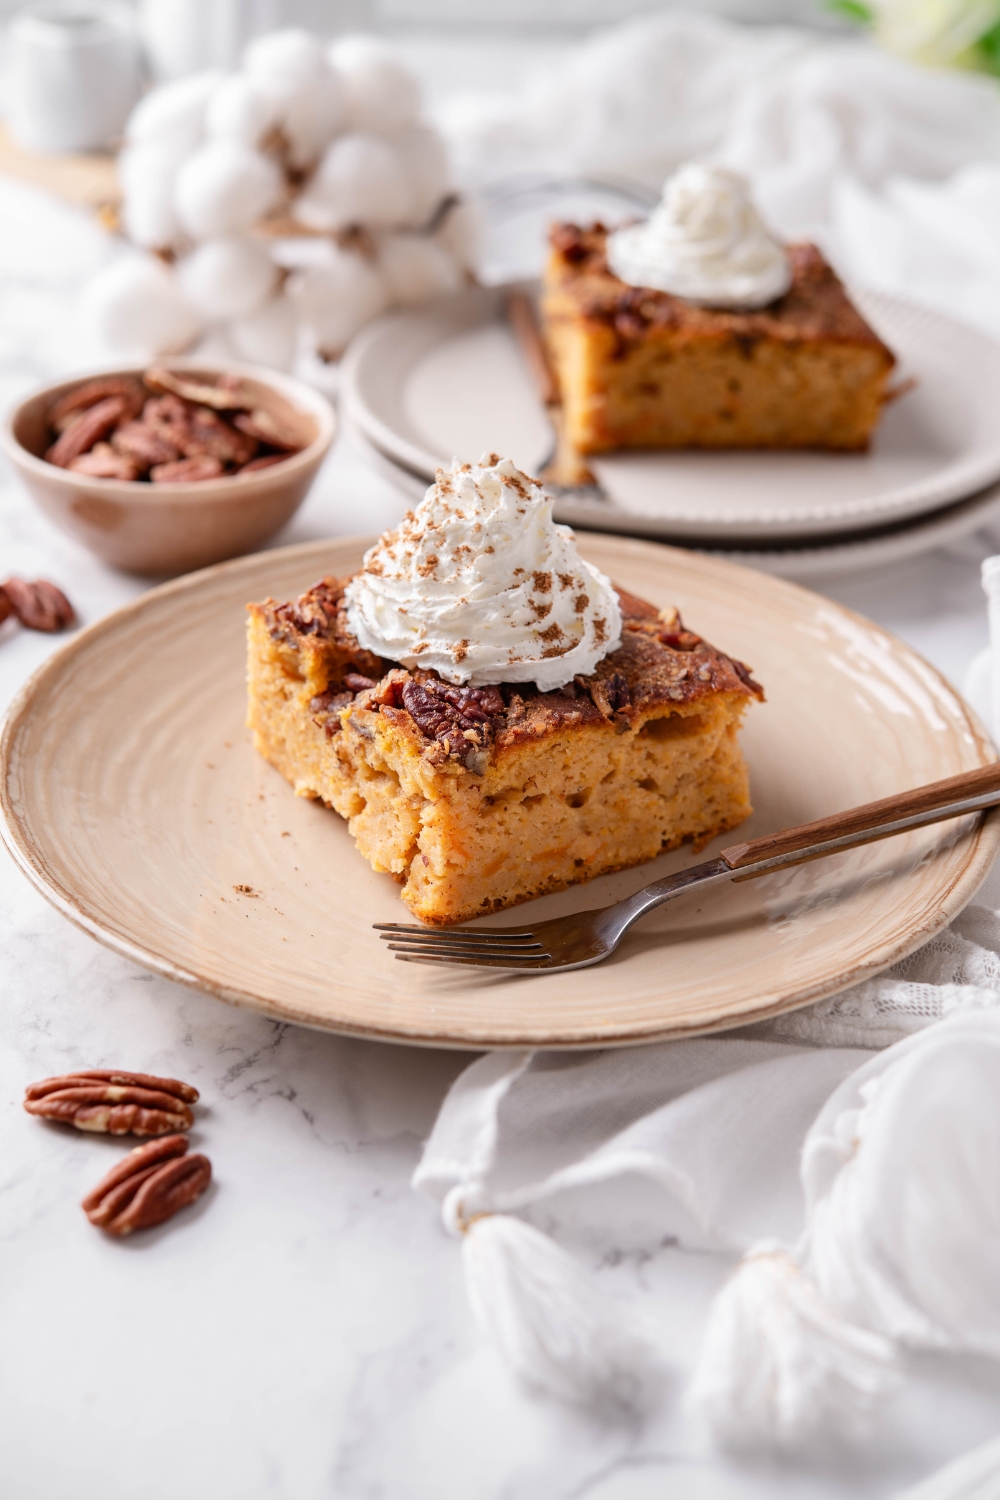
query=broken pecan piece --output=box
[144,368,251,411]
[0,585,11,628]
[369,667,411,707]
[310,688,352,733]
[81,1135,211,1237]
[2,578,75,631]
[68,442,140,480]
[233,408,303,451]
[183,407,257,465]
[48,376,144,432]
[150,455,225,483]
[582,671,630,724]
[45,396,128,467]
[24,1068,198,1134]
[111,418,182,470]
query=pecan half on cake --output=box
[541,165,896,455]
[247,456,762,925]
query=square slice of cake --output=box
[541,227,896,455]
[247,578,763,925]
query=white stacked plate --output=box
[340,282,1000,579]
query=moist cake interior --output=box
[542,228,896,454]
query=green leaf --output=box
[976,19,1000,74]
[823,0,874,22]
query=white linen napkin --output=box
[414,1004,1000,1445]
[412,560,1000,1450]
[438,11,1000,336]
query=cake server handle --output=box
[504,289,604,494]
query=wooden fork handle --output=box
[720,761,1000,871]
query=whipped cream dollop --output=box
[607,163,792,310]
[344,455,622,690]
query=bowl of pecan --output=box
[2,363,336,576]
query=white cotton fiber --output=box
[329,36,422,136]
[177,237,278,320]
[204,76,278,147]
[288,247,388,355]
[126,71,221,154]
[229,292,298,371]
[244,29,328,89]
[118,143,188,249]
[379,233,462,305]
[293,133,408,231]
[82,255,202,357]
[278,67,345,170]
[435,197,482,273]
[243,29,344,169]
[394,127,450,225]
[175,140,284,240]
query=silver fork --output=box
[375,763,1000,971]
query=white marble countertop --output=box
[3,176,1000,1500]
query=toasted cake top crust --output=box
[253,575,763,772]
[547,225,895,359]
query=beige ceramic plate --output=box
[1,537,997,1049]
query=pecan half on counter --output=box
[24,1069,198,1135]
[1,577,75,632]
[82,1135,211,1236]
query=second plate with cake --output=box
[342,283,1000,544]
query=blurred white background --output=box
[0,0,846,33]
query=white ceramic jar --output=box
[137,0,283,79]
[5,3,142,153]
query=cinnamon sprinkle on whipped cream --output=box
[343,454,622,689]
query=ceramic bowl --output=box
[2,362,336,576]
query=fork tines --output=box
[374,922,551,967]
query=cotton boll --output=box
[205,76,278,147]
[288,248,388,356]
[175,140,284,240]
[118,139,188,196]
[244,29,328,89]
[395,127,450,226]
[243,29,344,169]
[329,36,422,136]
[118,142,187,249]
[229,292,298,371]
[278,64,345,170]
[379,233,462,306]
[177,237,278,320]
[294,133,409,231]
[435,197,482,274]
[82,255,202,356]
[121,171,183,251]
[126,71,221,153]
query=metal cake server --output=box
[504,288,608,505]
[375,763,1000,972]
